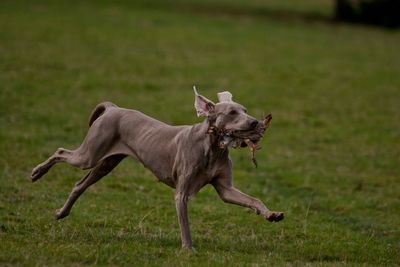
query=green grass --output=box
[1,0,399,266]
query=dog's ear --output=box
[217,91,233,102]
[193,86,215,117]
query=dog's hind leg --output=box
[31,115,121,182]
[55,154,125,220]
[30,145,102,182]
[31,148,76,182]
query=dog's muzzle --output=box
[217,114,272,149]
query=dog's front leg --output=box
[175,192,192,249]
[213,181,284,222]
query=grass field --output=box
[1,0,399,265]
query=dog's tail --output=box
[88,102,117,127]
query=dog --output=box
[31,88,284,249]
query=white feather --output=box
[217,91,233,102]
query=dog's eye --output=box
[229,110,238,115]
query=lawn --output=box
[0,0,399,266]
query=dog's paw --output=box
[181,245,196,252]
[266,211,284,222]
[31,165,48,182]
[55,209,69,220]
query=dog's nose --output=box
[250,119,258,128]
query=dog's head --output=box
[193,86,272,151]
[194,87,259,132]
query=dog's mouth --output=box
[217,114,272,167]
[222,114,272,146]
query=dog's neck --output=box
[190,118,229,158]
[198,118,230,160]
[205,117,235,150]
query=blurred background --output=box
[0,0,399,265]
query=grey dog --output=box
[31,88,284,249]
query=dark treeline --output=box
[335,0,400,28]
